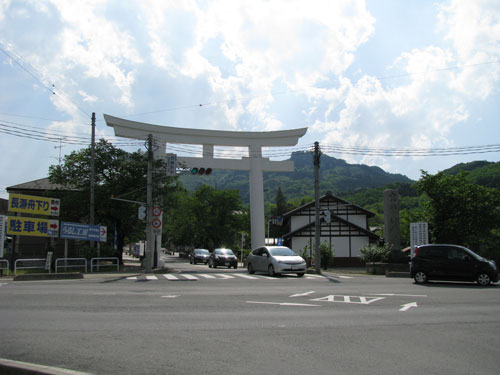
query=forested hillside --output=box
[180,152,414,204]
[442,160,500,189]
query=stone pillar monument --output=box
[383,189,402,261]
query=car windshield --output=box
[195,249,209,255]
[215,249,234,255]
[464,248,482,261]
[269,247,297,256]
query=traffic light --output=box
[190,167,213,175]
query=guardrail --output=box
[14,258,47,276]
[0,259,9,276]
[55,258,88,273]
[90,257,119,272]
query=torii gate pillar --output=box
[104,114,307,250]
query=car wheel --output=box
[213,263,217,268]
[268,265,278,277]
[413,271,428,284]
[189,259,192,264]
[234,264,238,269]
[208,262,212,268]
[297,273,305,277]
[194,261,197,265]
[477,273,491,286]
[248,263,255,274]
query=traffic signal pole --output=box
[314,141,321,274]
[145,134,154,273]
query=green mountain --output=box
[180,152,414,204]
[442,160,500,189]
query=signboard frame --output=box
[8,193,60,217]
[0,215,6,258]
[7,217,59,237]
[410,222,429,258]
[60,222,107,242]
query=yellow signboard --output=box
[8,193,60,216]
[7,217,59,237]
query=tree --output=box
[416,171,500,252]
[49,139,180,264]
[165,184,247,250]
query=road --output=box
[1,256,499,375]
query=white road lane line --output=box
[246,301,320,307]
[290,291,315,298]
[146,275,158,280]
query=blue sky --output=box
[1,0,499,199]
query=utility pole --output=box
[90,112,96,248]
[313,141,321,274]
[145,134,154,273]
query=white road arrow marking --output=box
[399,302,418,311]
[289,291,315,298]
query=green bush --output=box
[359,244,391,263]
[301,242,334,269]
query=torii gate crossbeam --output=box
[104,114,307,250]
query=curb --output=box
[0,358,93,375]
[13,273,84,281]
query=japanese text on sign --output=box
[60,222,107,242]
[7,217,59,237]
[8,193,60,216]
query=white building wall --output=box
[290,216,311,232]
[291,234,370,259]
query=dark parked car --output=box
[189,249,210,264]
[208,248,238,269]
[410,244,498,286]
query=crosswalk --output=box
[125,273,354,282]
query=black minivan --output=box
[410,244,498,286]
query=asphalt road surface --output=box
[1,259,499,375]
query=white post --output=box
[249,146,265,249]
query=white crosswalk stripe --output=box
[181,274,198,280]
[198,274,217,279]
[233,273,259,279]
[124,272,353,282]
[163,274,179,280]
[214,273,234,279]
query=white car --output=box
[247,246,306,277]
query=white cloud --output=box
[49,0,143,108]
[438,0,500,99]
[139,0,375,131]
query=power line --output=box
[0,43,91,120]
[1,118,499,158]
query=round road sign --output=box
[152,218,162,229]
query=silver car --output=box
[247,246,307,277]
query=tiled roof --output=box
[7,177,76,192]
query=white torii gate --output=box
[104,114,307,250]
